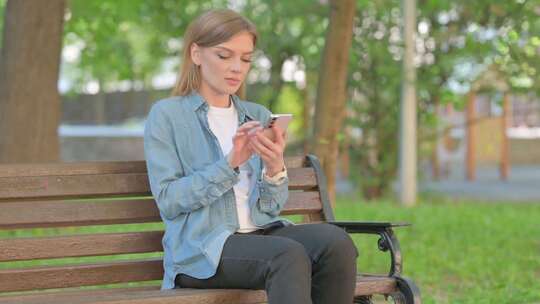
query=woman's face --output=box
[191,31,254,97]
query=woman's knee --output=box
[319,223,359,259]
[269,239,311,276]
[264,239,312,303]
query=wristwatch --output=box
[263,166,288,185]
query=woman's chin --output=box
[222,87,240,95]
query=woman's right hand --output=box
[228,121,262,168]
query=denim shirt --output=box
[143,92,295,290]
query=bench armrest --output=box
[327,221,410,234]
[327,221,411,277]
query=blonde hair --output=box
[171,9,258,98]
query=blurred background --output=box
[0,0,539,303]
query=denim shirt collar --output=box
[188,91,255,125]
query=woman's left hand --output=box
[248,125,286,177]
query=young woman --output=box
[144,9,358,304]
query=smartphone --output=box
[262,114,293,141]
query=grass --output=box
[334,195,540,303]
[1,195,540,303]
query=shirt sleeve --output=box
[144,105,239,220]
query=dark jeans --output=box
[175,222,359,304]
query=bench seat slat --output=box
[0,191,321,229]
[0,168,316,200]
[0,275,396,303]
[0,288,267,304]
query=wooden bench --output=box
[0,154,421,303]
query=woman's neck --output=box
[198,84,231,108]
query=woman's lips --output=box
[225,78,240,86]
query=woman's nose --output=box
[230,58,242,72]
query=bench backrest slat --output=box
[0,199,159,229]
[0,259,163,293]
[0,191,322,230]
[0,168,316,200]
[0,162,148,178]
[0,157,306,178]
[0,231,163,262]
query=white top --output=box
[207,102,260,233]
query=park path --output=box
[336,165,540,202]
[419,165,540,202]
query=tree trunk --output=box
[0,0,66,163]
[311,0,356,207]
[302,71,316,155]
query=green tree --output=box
[66,1,267,93]
[38,0,537,198]
[345,0,538,199]
[241,0,327,112]
[63,0,329,124]
[311,0,356,205]
[346,0,403,199]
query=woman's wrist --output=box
[226,152,240,172]
[266,163,285,177]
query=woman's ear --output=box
[191,43,201,66]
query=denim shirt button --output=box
[209,187,221,197]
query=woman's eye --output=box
[217,53,251,63]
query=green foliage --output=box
[10,0,533,199]
[240,0,328,111]
[62,0,329,102]
[335,196,540,303]
[274,84,304,137]
[63,0,229,92]
[345,0,539,199]
[0,0,5,49]
[346,0,402,199]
